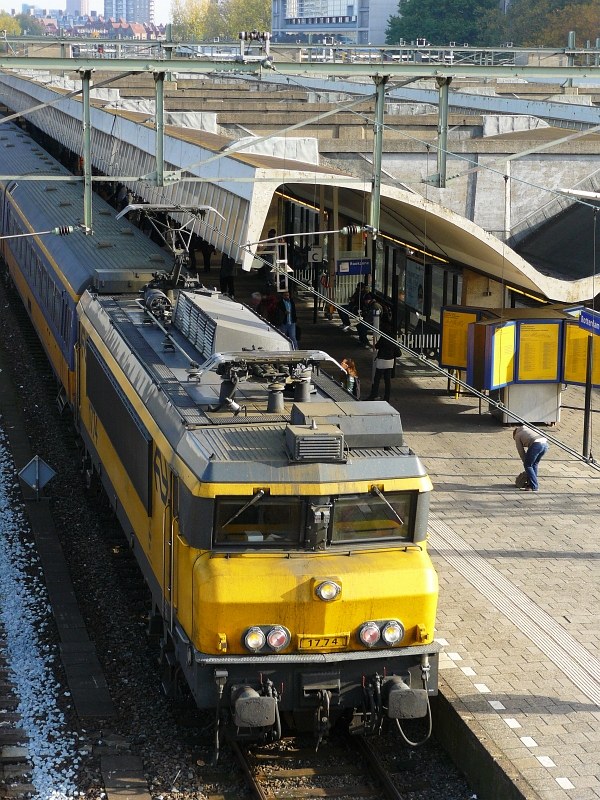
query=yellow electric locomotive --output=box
[77,286,439,748]
[0,121,439,749]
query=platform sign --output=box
[491,322,516,389]
[336,258,371,275]
[308,246,323,263]
[516,321,561,383]
[579,308,600,336]
[563,321,600,387]
[439,308,478,369]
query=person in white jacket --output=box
[513,425,549,491]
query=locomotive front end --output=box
[178,436,439,745]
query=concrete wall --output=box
[321,147,600,243]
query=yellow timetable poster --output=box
[517,323,560,381]
[491,324,516,388]
[441,310,477,368]
[563,324,600,385]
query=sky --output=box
[154,0,171,24]
[0,0,172,24]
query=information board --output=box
[516,321,561,383]
[491,323,516,389]
[405,259,425,312]
[563,323,600,386]
[440,308,478,369]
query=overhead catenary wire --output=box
[40,66,596,473]
[144,192,600,474]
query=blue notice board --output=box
[579,308,600,336]
[336,258,371,275]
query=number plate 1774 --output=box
[298,635,349,650]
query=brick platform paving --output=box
[235,274,600,800]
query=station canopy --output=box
[277,180,596,303]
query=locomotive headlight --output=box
[267,626,290,651]
[315,580,341,602]
[359,621,381,647]
[243,627,266,652]
[381,620,404,645]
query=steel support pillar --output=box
[567,31,575,88]
[154,71,165,187]
[583,333,594,460]
[81,69,93,233]
[165,24,173,81]
[436,77,451,188]
[369,75,387,240]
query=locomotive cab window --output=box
[331,491,415,544]
[215,496,303,547]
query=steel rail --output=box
[231,736,407,800]
[354,735,405,800]
[230,741,269,800]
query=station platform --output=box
[233,271,600,800]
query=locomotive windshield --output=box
[331,492,413,544]
[213,491,417,548]
[215,497,303,545]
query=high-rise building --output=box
[104,0,152,23]
[103,0,123,18]
[67,0,89,14]
[272,0,396,44]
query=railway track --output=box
[0,634,34,800]
[226,732,432,800]
[0,271,475,800]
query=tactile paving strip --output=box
[428,513,600,707]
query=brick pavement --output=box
[235,274,600,798]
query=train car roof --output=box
[79,290,429,486]
[0,122,174,296]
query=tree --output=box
[223,0,271,38]
[506,0,600,45]
[386,0,505,46]
[203,1,227,39]
[540,2,600,44]
[13,13,45,34]
[171,0,213,40]
[171,0,271,41]
[0,13,23,36]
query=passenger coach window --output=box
[215,497,303,546]
[331,492,414,543]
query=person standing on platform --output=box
[366,323,399,402]
[219,253,237,297]
[340,358,360,398]
[201,240,215,273]
[275,290,298,348]
[513,424,549,492]
[357,294,382,346]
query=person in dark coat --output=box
[274,290,298,348]
[366,324,399,402]
[201,240,215,273]
[219,253,237,297]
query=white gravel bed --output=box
[0,426,78,800]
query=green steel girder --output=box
[0,56,600,79]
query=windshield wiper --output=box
[222,489,266,529]
[371,486,404,526]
